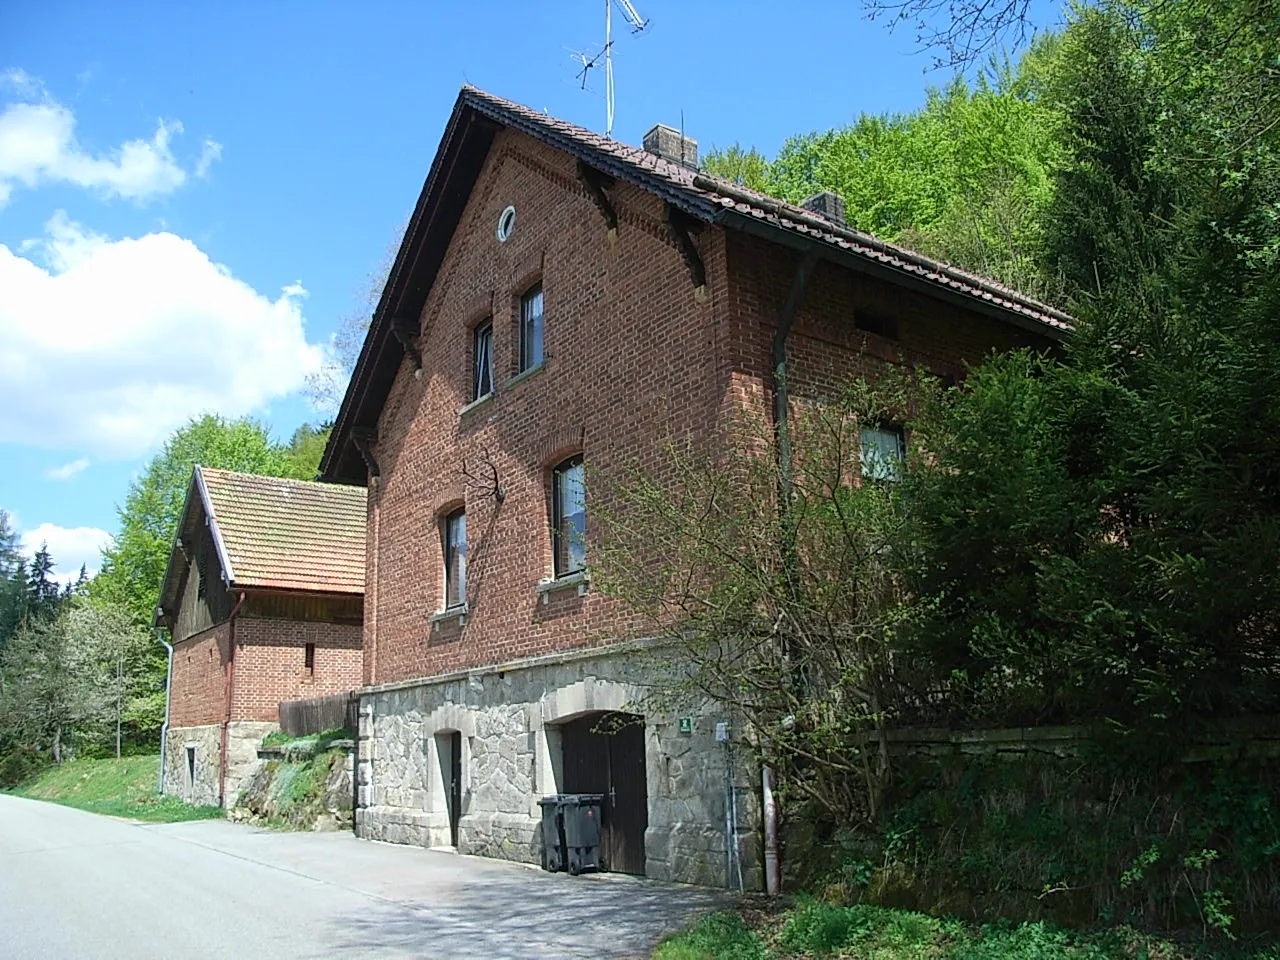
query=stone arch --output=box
[423,703,477,848]
[539,676,640,725]
[535,676,646,800]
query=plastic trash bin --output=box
[538,795,566,872]
[560,793,603,875]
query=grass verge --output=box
[8,754,224,823]
[653,901,1280,960]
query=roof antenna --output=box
[571,0,649,138]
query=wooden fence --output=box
[278,691,358,738]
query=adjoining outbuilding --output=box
[153,467,366,807]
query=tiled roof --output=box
[198,468,366,594]
[460,86,1073,335]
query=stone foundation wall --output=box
[163,721,278,808]
[356,645,760,888]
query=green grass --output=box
[259,727,351,749]
[653,902,1280,960]
[7,754,224,823]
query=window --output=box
[860,425,905,481]
[552,456,585,577]
[186,746,196,786]
[443,509,467,609]
[472,321,493,400]
[304,643,315,678]
[519,284,543,373]
[496,205,516,242]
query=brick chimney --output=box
[801,191,846,225]
[642,124,698,169]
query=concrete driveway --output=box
[0,794,718,959]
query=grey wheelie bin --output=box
[538,795,566,872]
[561,793,603,875]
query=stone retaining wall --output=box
[356,645,760,888]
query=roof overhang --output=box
[320,86,1072,486]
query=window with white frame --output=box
[519,284,543,373]
[442,509,467,609]
[472,320,493,400]
[860,425,905,481]
[552,456,585,577]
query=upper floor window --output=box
[304,642,315,679]
[552,456,585,577]
[472,320,493,400]
[442,509,467,609]
[860,425,904,481]
[520,284,543,373]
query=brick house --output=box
[154,467,366,807]
[320,86,1070,884]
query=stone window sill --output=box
[504,362,544,392]
[536,570,588,603]
[430,604,468,630]
[458,392,494,418]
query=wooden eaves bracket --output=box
[664,203,707,293]
[576,160,618,233]
[351,427,381,481]
[390,318,422,372]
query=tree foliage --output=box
[703,58,1064,298]
[600,0,1280,851]
[901,0,1280,730]
[0,599,147,764]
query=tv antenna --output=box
[571,0,649,138]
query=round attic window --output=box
[496,205,516,242]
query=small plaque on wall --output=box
[678,717,694,736]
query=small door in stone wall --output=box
[560,712,647,876]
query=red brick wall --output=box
[169,622,229,727]
[231,618,363,723]
[364,128,1058,687]
[365,130,730,685]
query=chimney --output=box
[801,191,845,225]
[643,124,698,169]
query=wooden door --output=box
[606,720,648,875]
[560,712,647,875]
[448,731,462,848]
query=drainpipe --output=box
[218,591,247,808]
[763,764,780,895]
[155,628,174,795]
[765,250,818,895]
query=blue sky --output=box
[0,0,1060,582]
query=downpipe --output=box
[763,763,780,896]
[217,591,247,808]
[155,628,174,795]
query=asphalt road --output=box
[0,795,718,959]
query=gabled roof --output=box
[320,85,1072,484]
[154,468,367,625]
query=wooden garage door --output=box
[561,712,647,875]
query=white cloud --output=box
[195,138,222,178]
[0,72,219,205]
[20,523,112,585]
[48,457,90,480]
[0,213,325,457]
